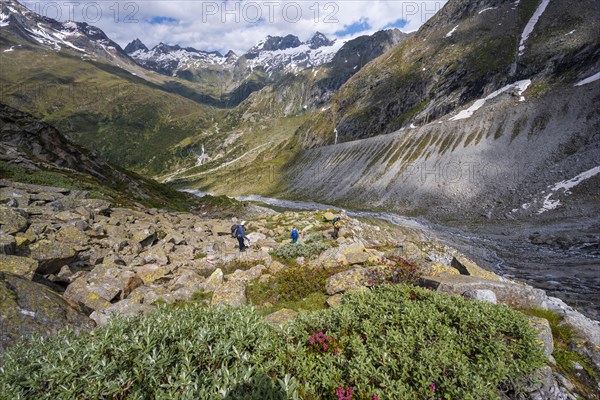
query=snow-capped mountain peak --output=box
[1,0,129,61]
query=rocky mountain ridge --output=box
[0,0,134,68]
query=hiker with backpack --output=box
[332,216,342,239]
[231,221,249,251]
[291,225,299,244]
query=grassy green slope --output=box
[0,47,214,175]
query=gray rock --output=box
[90,299,153,326]
[345,252,370,265]
[0,255,38,279]
[227,264,266,283]
[0,207,28,235]
[64,265,137,312]
[527,316,554,359]
[28,239,78,275]
[202,268,224,292]
[325,266,383,295]
[421,275,547,309]
[0,272,93,356]
[461,289,497,304]
[0,235,16,255]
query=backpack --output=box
[333,216,340,223]
[231,224,239,238]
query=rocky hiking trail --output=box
[1,178,599,398]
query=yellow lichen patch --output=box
[0,255,38,280]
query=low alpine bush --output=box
[0,285,545,399]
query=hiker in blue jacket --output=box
[291,225,299,244]
[236,221,249,251]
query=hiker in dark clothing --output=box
[291,225,299,244]
[236,221,248,251]
[332,216,341,239]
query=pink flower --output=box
[372,395,379,400]
[323,343,328,351]
[429,383,436,393]
[333,347,339,356]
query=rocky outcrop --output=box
[325,266,382,295]
[0,272,93,356]
[421,274,547,309]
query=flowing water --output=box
[186,190,599,320]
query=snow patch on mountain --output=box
[450,80,531,121]
[518,0,551,56]
[446,25,459,37]
[0,12,10,27]
[575,72,600,87]
[537,166,600,214]
[247,40,344,76]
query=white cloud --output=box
[22,1,447,53]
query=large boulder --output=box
[420,275,547,309]
[63,265,138,312]
[345,252,370,265]
[211,280,246,307]
[202,268,224,292]
[169,270,205,301]
[28,239,78,275]
[0,255,38,279]
[325,266,383,295]
[0,207,28,234]
[0,272,93,356]
[227,265,266,283]
[135,264,173,284]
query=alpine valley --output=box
[1,0,599,398]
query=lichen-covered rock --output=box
[527,316,554,359]
[264,308,297,326]
[0,272,93,356]
[211,280,246,307]
[0,234,16,255]
[90,299,153,326]
[63,265,137,312]
[28,239,78,275]
[227,265,266,283]
[135,264,173,284]
[268,260,285,274]
[0,255,38,279]
[131,226,157,247]
[326,294,344,308]
[450,256,500,281]
[345,252,369,265]
[0,207,28,235]
[420,275,547,309]
[325,266,382,295]
[202,268,224,292]
[170,270,205,301]
[140,246,170,266]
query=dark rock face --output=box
[124,38,148,54]
[300,0,600,145]
[308,32,335,49]
[261,34,302,51]
[0,272,94,357]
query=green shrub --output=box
[0,285,545,400]
[271,242,330,260]
[248,265,349,305]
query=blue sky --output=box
[23,1,446,53]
